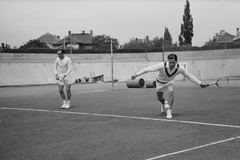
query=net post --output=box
[111,39,114,91]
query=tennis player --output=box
[131,53,208,119]
[54,50,73,109]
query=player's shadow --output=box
[148,112,182,119]
[58,105,78,109]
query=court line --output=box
[73,89,110,93]
[145,135,240,160]
[1,107,240,129]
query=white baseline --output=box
[1,107,240,129]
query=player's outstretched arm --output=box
[131,63,161,80]
[131,74,138,80]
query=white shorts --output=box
[156,80,175,92]
[57,74,74,86]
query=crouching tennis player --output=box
[131,53,208,119]
[54,50,73,109]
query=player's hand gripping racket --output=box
[57,74,69,85]
[59,75,66,85]
[207,77,229,88]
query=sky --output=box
[0,0,240,48]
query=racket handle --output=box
[208,83,216,86]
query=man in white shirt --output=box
[131,53,208,119]
[54,50,73,109]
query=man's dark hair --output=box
[57,49,65,54]
[168,54,178,61]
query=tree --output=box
[178,31,184,46]
[163,27,172,46]
[204,37,217,46]
[178,0,194,46]
[92,35,119,49]
[19,39,49,49]
[122,38,145,49]
[152,36,164,48]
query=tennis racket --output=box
[207,76,229,88]
[58,75,66,85]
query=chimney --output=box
[90,30,93,36]
[68,31,71,36]
[237,28,239,36]
[220,30,225,36]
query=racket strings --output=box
[217,77,229,87]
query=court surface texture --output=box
[1,80,240,160]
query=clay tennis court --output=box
[1,81,240,160]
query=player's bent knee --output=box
[66,85,71,92]
[167,84,175,92]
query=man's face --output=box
[168,58,177,70]
[57,52,64,59]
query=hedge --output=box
[1,44,240,54]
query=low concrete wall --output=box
[0,63,55,86]
[0,49,240,86]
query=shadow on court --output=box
[1,81,240,160]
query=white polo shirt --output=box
[54,56,72,77]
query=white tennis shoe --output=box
[166,109,172,119]
[65,101,71,109]
[60,100,66,109]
